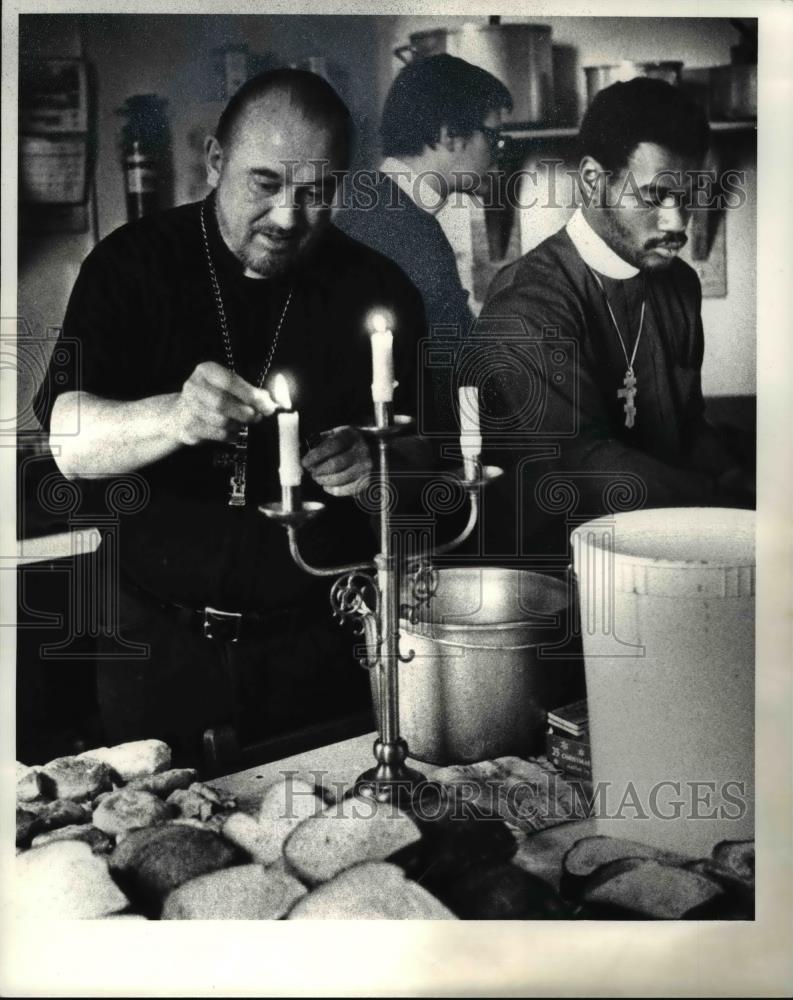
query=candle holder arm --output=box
[422,488,480,560]
[406,463,503,566]
[286,525,376,579]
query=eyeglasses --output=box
[474,124,507,155]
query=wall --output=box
[18,12,394,428]
[18,18,90,431]
[75,14,391,241]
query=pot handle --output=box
[393,44,418,65]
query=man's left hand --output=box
[302,426,373,498]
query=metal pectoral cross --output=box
[228,426,249,507]
[214,427,249,507]
[617,370,638,429]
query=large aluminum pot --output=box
[584,60,683,105]
[394,23,554,125]
[370,567,583,765]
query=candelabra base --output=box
[354,738,425,803]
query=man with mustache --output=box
[34,69,427,766]
[468,78,753,562]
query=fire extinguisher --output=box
[124,141,159,220]
[117,94,172,222]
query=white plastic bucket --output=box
[571,508,754,858]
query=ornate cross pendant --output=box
[228,427,249,507]
[214,428,249,507]
[617,370,638,429]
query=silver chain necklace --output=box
[587,265,646,429]
[201,198,294,507]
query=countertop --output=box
[212,731,597,892]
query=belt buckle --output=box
[203,606,242,643]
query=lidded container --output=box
[571,507,754,858]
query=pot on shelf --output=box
[584,61,683,105]
[394,22,554,126]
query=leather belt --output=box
[120,577,308,644]
[199,605,298,643]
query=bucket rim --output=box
[404,565,569,584]
[570,507,755,570]
[398,616,565,651]
[397,623,542,651]
[399,566,569,649]
[399,616,556,633]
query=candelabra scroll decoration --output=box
[396,560,439,664]
[260,406,503,802]
[329,570,381,670]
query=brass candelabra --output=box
[260,401,502,801]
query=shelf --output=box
[503,120,756,141]
[502,126,578,140]
[709,120,757,132]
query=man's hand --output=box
[172,361,277,445]
[302,426,373,498]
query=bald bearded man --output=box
[34,69,428,766]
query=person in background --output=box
[34,69,429,768]
[335,53,512,432]
[468,78,754,563]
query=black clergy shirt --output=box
[470,225,743,563]
[335,172,474,339]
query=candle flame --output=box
[366,309,395,335]
[272,373,293,411]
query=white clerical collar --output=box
[566,208,639,280]
[380,156,445,215]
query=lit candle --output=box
[459,385,482,480]
[369,312,395,403]
[273,374,302,487]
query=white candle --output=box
[369,314,395,403]
[272,374,302,487]
[278,410,302,487]
[459,385,482,479]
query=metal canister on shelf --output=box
[584,61,683,105]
